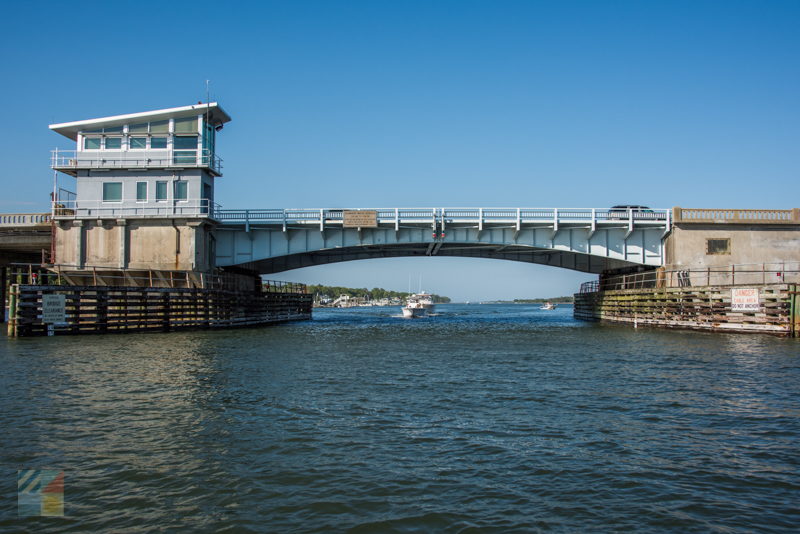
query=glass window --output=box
[150,137,167,149]
[150,120,169,134]
[175,181,188,201]
[174,117,198,134]
[84,137,101,150]
[136,182,147,202]
[129,123,148,134]
[102,182,122,202]
[105,137,122,149]
[156,181,168,201]
[129,137,147,149]
[173,136,197,150]
[104,126,124,134]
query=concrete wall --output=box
[665,224,800,268]
[54,218,215,272]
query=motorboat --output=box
[402,298,428,318]
[413,292,436,314]
[539,302,558,310]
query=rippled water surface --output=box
[1,304,799,532]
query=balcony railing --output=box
[52,199,221,219]
[51,149,223,174]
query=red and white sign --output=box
[731,288,759,312]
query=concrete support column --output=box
[74,220,85,269]
[117,219,128,269]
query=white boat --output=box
[402,298,428,318]
[539,302,558,310]
[414,292,436,314]
[402,292,435,318]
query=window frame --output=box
[136,181,148,203]
[155,181,168,202]
[102,182,123,203]
[83,137,101,150]
[174,180,188,202]
[104,136,122,150]
[150,136,168,149]
[129,137,147,150]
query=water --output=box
[1,304,799,533]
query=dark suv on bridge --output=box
[608,205,658,220]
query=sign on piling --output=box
[731,288,759,311]
[42,294,66,324]
[342,210,378,228]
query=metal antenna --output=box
[205,79,211,123]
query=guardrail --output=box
[215,207,672,225]
[52,199,221,218]
[51,149,223,174]
[0,213,51,227]
[580,262,800,292]
[6,264,307,294]
[673,207,800,224]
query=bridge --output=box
[212,207,671,274]
[0,213,52,265]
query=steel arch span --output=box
[212,207,671,274]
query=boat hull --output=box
[402,307,427,318]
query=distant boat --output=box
[539,302,558,310]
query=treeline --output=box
[513,296,574,303]
[309,284,451,303]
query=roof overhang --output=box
[49,102,231,140]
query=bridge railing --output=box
[0,213,51,227]
[579,261,800,293]
[214,207,671,225]
[673,207,800,224]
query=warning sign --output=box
[42,294,66,324]
[342,210,378,228]
[731,288,759,312]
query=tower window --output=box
[105,137,122,150]
[84,138,101,150]
[136,182,147,202]
[175,181,188,201]
[150,137,167,149]
[156,181,168,201]
[102,182,122,202]
[129,137,147,149]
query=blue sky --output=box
[2,1,798,300]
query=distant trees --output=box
[308,285,451,303]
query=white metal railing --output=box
[580,261,800,292]
[52,199,221,218]
[0,213,51,227]
[214,207,671,226]
[675,207,799,224]
[51,149,223,174]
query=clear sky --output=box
[2,1,798,301]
